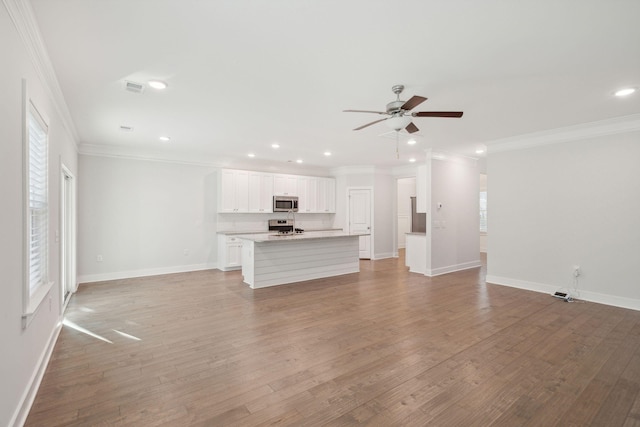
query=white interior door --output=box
[349,188,372,259]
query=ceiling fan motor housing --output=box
[386,100,405,114]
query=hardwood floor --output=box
[26,253,640,426]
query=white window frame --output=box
[22,82,53,327]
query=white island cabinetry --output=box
[238,231,361,288]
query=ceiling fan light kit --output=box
[386,115,412,131]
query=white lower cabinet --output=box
[218,235,242,271]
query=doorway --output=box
[347,187,372,259]
[60,164,76,311]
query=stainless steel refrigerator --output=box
[410,197,426,233]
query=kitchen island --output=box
[236,231,362,289]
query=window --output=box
[479,191,487,233]
[23,98,50,323]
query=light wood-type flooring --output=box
[26,253,640,426]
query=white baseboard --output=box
[426,260,482,277]
[78,262,217,284]
[486,275,640,312]
[373,252,395,260]
[11,322,62,427]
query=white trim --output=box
[59,163,77,312]
[22,81,52,327]
[488,113,640,154]
[372,252,395,260]
[425,260,482,277]
[10,321,62,427]
[78,263,217,284]
[485,275,640,312]
[79,144,223,168]
[3,0,79,148]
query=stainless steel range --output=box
[268,219,304,235]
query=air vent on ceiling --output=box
[119,125,134,132]
[124,80,145,94]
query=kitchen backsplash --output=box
[217,212,336,232]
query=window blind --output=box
[28,107,48,296]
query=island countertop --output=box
[235,230,368,243]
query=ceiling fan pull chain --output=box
[396,132,399,159]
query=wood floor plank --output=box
[24,253,640,426]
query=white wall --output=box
[425,154,481,275]
[374,171,394,259]
[0,3,78,425]
[78,155,218,282]
[487,131,640,310]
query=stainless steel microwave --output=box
[273,195,298,212]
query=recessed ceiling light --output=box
[159,136,171,142]
[271,143,280,149]
[148,80,168,90]
[296,159,303,164]
[615,87,636,97]
[407,139,417,145]
[475,149,485,154]
[248,153,255,158]
[409,158,416,163]
[324,151,332,156]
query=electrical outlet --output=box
[573,265,581,277]
[96,255,103,262]
[183,249,189,256]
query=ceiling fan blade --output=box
[405,122,419,134]
[353,117,388,131]
[343,109,387,115]
[401,96,427,111]
[413,111,464,118]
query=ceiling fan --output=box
[344,84,463,134]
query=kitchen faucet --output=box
[287,209,296,232]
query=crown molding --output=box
[4,0,79,150]
[79,143,221,168]
[330,165,394,176]
[488,113,640,154]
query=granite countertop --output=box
[235,230,368,243]
[217,228,342,236]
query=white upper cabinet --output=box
[317,177,336,213]
[248,172,274,213]
[297,177,319,213]
[219,169,249,212]
[273,174,298,196]
[219,169,335,214]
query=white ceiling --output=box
[29,0,640,171]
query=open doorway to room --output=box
[480,173,487,254]
[396,176,425,249]
[396,177,415,249]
